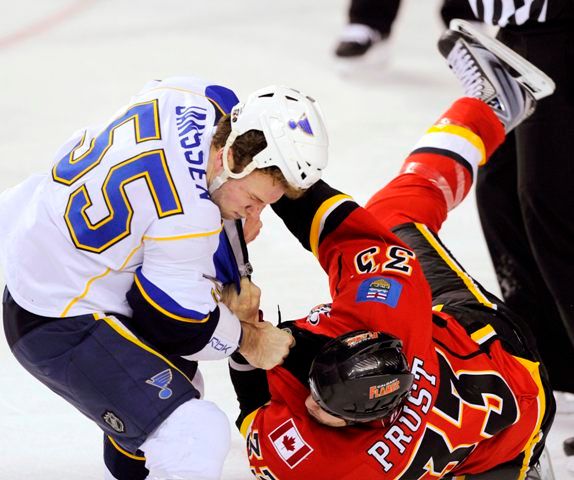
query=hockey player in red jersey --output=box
[228,21,556,479]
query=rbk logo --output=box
[210,336,232,354]
[288,114,314,136]
[146,369,173,399]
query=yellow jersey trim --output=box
[514,356,546,479]
[64,149,183,253]
[120,242,145,269]
[52,100,161,186]
[143,225,223,242]
[240,407,263,438]
[60,243,144,317]
[60,268,112,317]
[143,86,227,115]
[107,436,145,461]
[134,274,210,323]
[415,223,495,309]
[470,324,496,344]
[309,194,353,258]
[93,313,194,384]
[427,123,486,165]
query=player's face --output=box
[211,169,286,221]
[305,395,347,428]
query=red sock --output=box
[437,97,505,159]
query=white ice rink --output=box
[0,0,572,478]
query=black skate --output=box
[335,24,386,58]
[438,19,555,132]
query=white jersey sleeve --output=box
[0,76,241,343]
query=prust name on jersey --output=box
[176,105,210,199]
[367,357,437,472]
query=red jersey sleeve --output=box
[365,97,505,234]
[300,204,434,366]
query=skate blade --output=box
[449,19,555,100]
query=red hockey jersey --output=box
[240,99,547,479]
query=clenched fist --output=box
[221,277,261,324]
[239,321,294,370]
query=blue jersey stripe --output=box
[135,268,209,322]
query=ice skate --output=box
[335,24,386,58]
[438,19,555,132]
[334,23,391,79]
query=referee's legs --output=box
[476,133,574,393]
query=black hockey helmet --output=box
[308,330,414,424]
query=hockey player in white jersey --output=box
[0,76,328,479]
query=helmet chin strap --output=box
[208,135,257,194]
[208,170,229,194]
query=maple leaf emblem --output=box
[282,435,296,451]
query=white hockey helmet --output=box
[209,85,329,193]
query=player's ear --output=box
[209,146,225,176]
[216,147,225,168]
[225,146,236,171]
[216,146,235,171]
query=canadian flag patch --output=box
[268,419,313,468]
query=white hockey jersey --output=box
[0,77,239,327]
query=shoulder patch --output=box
[268,419,313,468]
[356,276,403,308]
